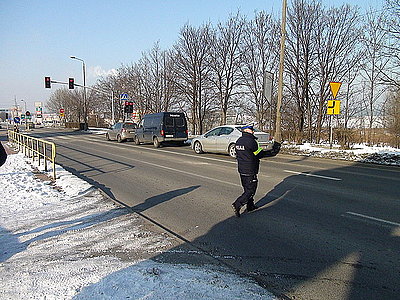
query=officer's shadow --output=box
[253,179,294,210]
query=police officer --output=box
[231,125,281,217]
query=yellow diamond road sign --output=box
[327,100,341,115]
[329,82,342,99]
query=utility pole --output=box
[275,0,287,143]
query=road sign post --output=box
[328,82,342,149]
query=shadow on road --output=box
[131,186,200,213]
[72,163,399,299]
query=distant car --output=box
[134,112,188,148]
[192,125,273,158]
[105,121,137,142]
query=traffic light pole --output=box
[45,79,115,126]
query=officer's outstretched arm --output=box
[257,141,281,158]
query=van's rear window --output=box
[165,118,174,127]
[175,118,184,127]
[165,115,185,127]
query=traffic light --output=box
[69,78,74,89]
[124,101,133,113]
[127,101,134,113]
[26,111,31,117]
[123,101,132,113]
[45,77,51,88]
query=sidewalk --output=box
[0,147,275,299]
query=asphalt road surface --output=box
[18,128,400,299]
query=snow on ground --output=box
[282,142,400,166]
[0,151,275,300]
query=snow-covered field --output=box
[0,150,275,300]
[282,142,400,166]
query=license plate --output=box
[165,134,173,138]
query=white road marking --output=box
[345,212,400,227]
[57,136,72,140]
[52,137,239,187]
[284,170,342,181]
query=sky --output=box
[0,0,386,113]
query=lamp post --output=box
[70,56,87,130]
[275,0,287,143]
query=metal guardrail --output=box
[7,130,57,180]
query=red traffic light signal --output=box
[69,78,74,89]
[26,111,31,116]
[45,77,51,88]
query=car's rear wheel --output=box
[194,141,203,154]
[117,135,123,143]
[153,137,160,148]
[134,136,140,145]
[228,143,236,158]
[105,133,110,141]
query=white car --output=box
[191,125,273,158]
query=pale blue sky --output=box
[0,0,385,111]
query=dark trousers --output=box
[234,174,258,208]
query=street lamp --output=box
[70,56,87,130]
[275,0,287,143]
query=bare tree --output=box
[46,88,84,123]
[382,0,400,88]
[209,12,246,125]
[360,10,390,144]
[285,0,321,143]
[173,23,215,134]
[240,11,280,131]
[314,4,362,143]
[95,70,128,123]
[384,89,400,147]
[137,43,179,113]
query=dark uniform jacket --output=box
[0,142,7,167]
[235,132,281,175]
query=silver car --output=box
[105,122,137,142]
[192,125,273,158]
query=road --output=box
[21,128,400,299]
